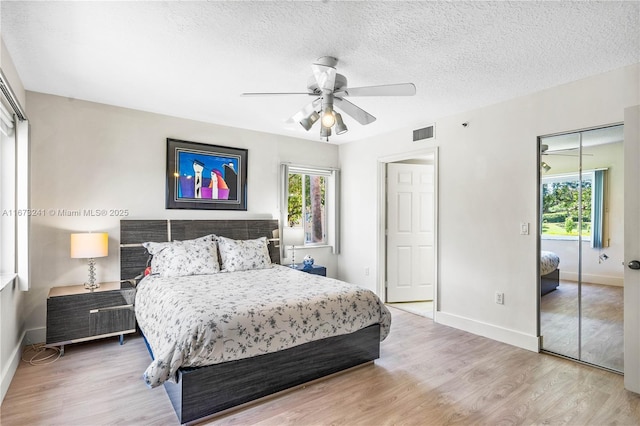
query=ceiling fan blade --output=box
[542,153,579,157]
[334,98,376,125]
[339,83,416,97]
[549,147,579,152]
[543,152,593,157]
[311,63,337,93]
[541,145,592,156]
[241,92,313,96]
[285,98,322,125]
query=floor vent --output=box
[413,124,435,142]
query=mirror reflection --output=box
[539,124,624,373]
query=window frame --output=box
[280,164,340,258]
[541,170,595,242]
[288,170,328,246]
[0,94,30,291]
[0,103,16,289]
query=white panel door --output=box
[624,106,640,393]
[386,163,435,303]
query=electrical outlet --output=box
[364,267,370,276]
[495,292,504,305]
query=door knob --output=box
[629,260,640,270]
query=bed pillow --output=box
[143,235,219,277]
[174,234,218,244]
[217,236,271,272]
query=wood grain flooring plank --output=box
[541,280,623,372]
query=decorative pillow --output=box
[217,236,271,272]
[142,235,219,277]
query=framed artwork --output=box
[166,138,248,210]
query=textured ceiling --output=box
[1,1,639,143]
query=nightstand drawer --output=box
[46,284,136,346]
[90,304,135,336]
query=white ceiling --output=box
[1,1,638,144]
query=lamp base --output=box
[85,258,100,291]
[84,282,100,291]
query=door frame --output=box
[536,122,624,372]
[623,105,640,393]
[376,147,439,315]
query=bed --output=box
[540,250,560,296]
[120,219,391,424]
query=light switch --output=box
[520,222,529,235]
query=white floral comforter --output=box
[135,264,392,388]
[541,250,560,275]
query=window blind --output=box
[0,102,14,136]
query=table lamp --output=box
[282,227,304,267]
[71,232,108,290]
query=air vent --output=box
[413,124,435,142]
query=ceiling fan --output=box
[540,144,593,173]
[242,56,416,141]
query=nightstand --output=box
[46,281,136,355]
[291,263,327,277]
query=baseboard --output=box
[435,311,540,352]
[0,329,27,404]
[559,271,623,286]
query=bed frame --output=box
[541,268,560,296]
[120,219,382,424]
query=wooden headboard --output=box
[120,219,280,280]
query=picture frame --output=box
[166,138,248,210]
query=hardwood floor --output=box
[2,307,639,425]
[541,280,623,372]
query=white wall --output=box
[24,92,339,343]
[338,63,639,351]
[0,36,27,403]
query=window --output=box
[1,103,16,281]
[288,172,326,244]
[541,169,605,246]
[280,164,339,252]
[0,67,30,290]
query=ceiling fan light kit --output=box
[334,112,348,135]
[320,93,336,128]
[242,56,416,142]
[320,124,331,139]
[300,111,319,131]
[320,111,335,128]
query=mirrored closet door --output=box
[539,124,624,373]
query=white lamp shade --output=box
[282,227,304,247]
[70,233,109,259]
